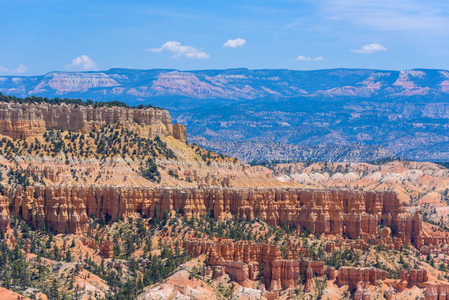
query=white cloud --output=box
[351,43,387,54]
[65,55,98,71]
[223,38,246,48]
[147,41,209,59]
[295,55,324,61]
[14,64,28,74]
[0,65,8,73]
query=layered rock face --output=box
[184,238,325,291]
[184,238,395,293]
[337,267,387,287]
[0,101,186,141]
[172,123,187,143]
[0,195,10,232]
[387,269,432,294]
[4,186,422,246]
[99,240,114,258]
[424,284,449,299]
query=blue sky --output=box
[1,0,449,75]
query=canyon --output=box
[0,98,448,300]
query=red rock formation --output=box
[387,268,431,293]
[424,284,449,300]
[80,237,98,250]
[337,267,386,288]
[4,186,422,245]
[354,281,371,300]
[0,101,185,141]
[327,267,337,281]
[173,123,187,142]
[422,231,449,247]
[213,266,225,278]
[304,267,314,293]
[26,239,31,253]
[408,269,429,287]
[0,194,10,233]
[185,238,325,291]
[99,240,114,259]
[384,286,396,300]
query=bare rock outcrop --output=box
[184,238,325,291]
[0,194,10,232]
[304,266,314,293]
[0,101,186,141]
[337,266,386,287]
[423,284,449,300]
[100,240,114,259]
[173,123,187,142]
[2,186,423,247]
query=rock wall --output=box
[173,123,187,143]
[0,195,10,232]
[185,238,396,293]
[406,269,429,287]
[337,266,387,287]
[184,238,325,291]
[99,240,114,258]
[0,101,186,141]
[3,186,422,244]
[423,284,449,300]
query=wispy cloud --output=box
[147,41,209,59]
[223,38,246,48]
[65,55,98,71]
[14,64,28,74]
[295,55,324,61]
[351,43,386,54]
[0,65,8,73]
[323,0,449,34]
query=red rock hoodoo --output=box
[4,186,423,246]
[184,238,325,291]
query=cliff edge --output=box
[0,101,186,141]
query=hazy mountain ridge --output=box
[2,68,449,101]
[2,68,449,161]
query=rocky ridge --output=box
[0,101,184,141]
[0,186,424,247]
[2,68,449,101]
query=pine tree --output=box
[66,250,72,262]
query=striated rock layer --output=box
[184,238,392,293]
[185,238,324,291]
[5,186,423,245]
[0,101,185,140]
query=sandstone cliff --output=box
[4,186,423,246]
[185,238,325,291]
[0,101,185,141]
